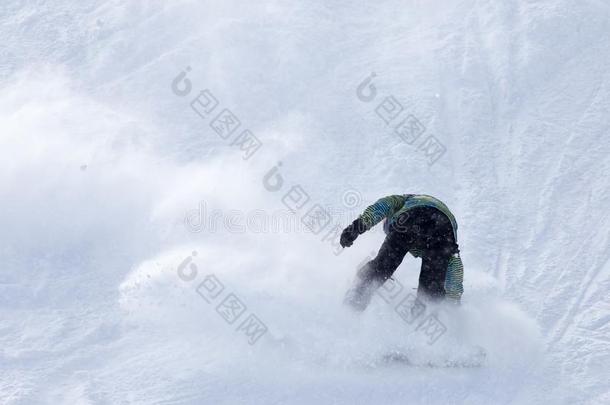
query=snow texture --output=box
[0,0,609,404]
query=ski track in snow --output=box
[1,0,609,404]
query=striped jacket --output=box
[359,194,464,301]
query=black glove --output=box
[340,218,367,248]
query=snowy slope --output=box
[1,0,609,404]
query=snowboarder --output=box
[340,194,464,310]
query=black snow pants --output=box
[345,207,459,311]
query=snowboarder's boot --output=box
[343,262,385,311]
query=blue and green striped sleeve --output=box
[444,254,464,301]
[359,195,408,230]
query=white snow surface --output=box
[1,1,609,404]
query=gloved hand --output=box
[340,218,366,248]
